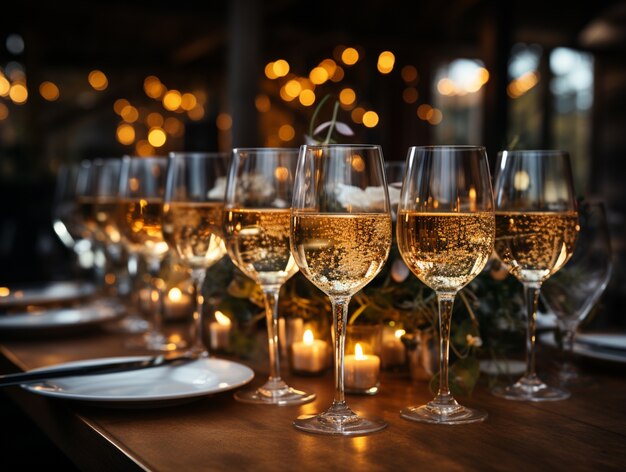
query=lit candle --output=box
[163,287,193,320]
[381,329,406,368]
[209,311,231,351]
[291,329,328,374]
[344,343,381,393]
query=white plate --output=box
[541,332,626,364]
[0,281,96,308]
[0,299,125,332]
[21,357,254,406]
[576,333,626,351]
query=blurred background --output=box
[1,0,625,327]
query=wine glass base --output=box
[400,403,487,425]
[492,379,570,402]
[294,413,387,436]
[234,386,315,406]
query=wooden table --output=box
[1,326,625,471]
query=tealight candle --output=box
[291,329,328,374]
[381,328,406,368]
[209,311,231,351]
[344,343,381,394]
[163,287,193,320]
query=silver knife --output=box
[0,352,200,388]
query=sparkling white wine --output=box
[495,211,579,284]
[291,212,392,297]
[93,197,121,244]
[118,198,168,257]
[397,211,495,293]
[224,208,298,287]
[162,202,226,269]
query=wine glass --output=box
[397,145,495,424]
[290,144,392,435]
[541,200,612,386]
[117,156,186,351]
[492,149,579,401]
[163,152,229,357]
[223,147,315,405]
[52,162,94,274]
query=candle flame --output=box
[168,287,182,302]
[355,342,366,360]
[215,310,231,326]
[303,329,314,345]
[394,329,406,339]
[469,186,477,212]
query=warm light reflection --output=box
[513,170,530,191]
[278,124,295,141]
[9,82,28,104]
[121,105,139,123]
[116,123,135,145]
[309,66,329,85]
[39,81,59,101]
[351,106,365,124]
[508,71,540,98]
[265,62,278,79]
[255,94,271,112]
[330,66,344,82]
[180,93,197,111]
[284,79,302,98]
[146,112,164,127]
[0,103,8,120]
[0,76,10,96]
[362,111,379,128]
[0,287,10,297]
[144,76,165,99]
[299,89,315,106]
[428,108,443,125]
[401,65,419,83]
[351,154,365,172]
[275,166,290,181]
[394,329,406,338]
[88,70,108,91]
[164,117,184,137]
[148,127,167,147]
[114,98,130,115]
[163,90,182,111]
[339,88,356,106]
[377,51,395,74]
[402,87,418,104]
[303,329,314,345]
[187,105,205,121]
[417,104,433,120]
[319,59,337,77]
[136,140,154,157]
[216,113,232,130]
[272,59,290,77]
[341,47,359,65]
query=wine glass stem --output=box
[561,328,576,374]
[435,293,455,402]
[523,283,541,380]
[262,286,282,382]
[191,269,207,354]
[146,257,164,336]
[330,296,350,408]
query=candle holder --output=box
[381,324,407,370]
[345,324,382,395]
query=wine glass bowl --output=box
[118,156,185,351]
[541,201,612,385]
[163,152,229,357]
[290,144,392,435]
[492,149,579,401]
[396,145,495,425]
[223,147,315,405]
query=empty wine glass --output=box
[492,150,579,401]
[118,156,185,351]
[541,200,612,386]
[290,144,392,435]
[224,147,315,405]
[397,145,495,424]
[163,152,229,357]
